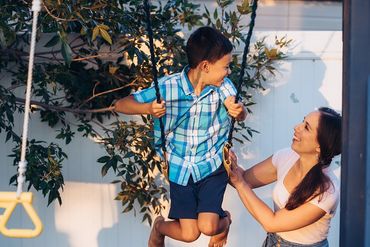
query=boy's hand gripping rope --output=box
[223,0,258,177]
[143,0,168,179]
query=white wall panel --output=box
[196,0,342,31]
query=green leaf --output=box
[101,164,110,177]
[97,156,110,163]
[241,134,250,141]
[0,27,6,47]
[145,213,152,226]
[219,0,233,8]
[99,29,112,45]
[44,35,60,47]
[213,9,218,19]
[92,26,99,41]
[216,19,222,29]
[122,204,133,213]
[233,137,244,144]
[61,41,72,66]
[99,24,110,30]
[237,1,252,15]
[6,131,11,142]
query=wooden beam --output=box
[341,0,370,246]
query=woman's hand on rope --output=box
[228,150,247,189]
[149,100,166,118]
[224,96,247,121]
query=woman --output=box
[228,107,341,247]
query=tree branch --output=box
[15,97,114,114]
[43,2,77,22]
[78,79,137,108]
[1,43,85,58]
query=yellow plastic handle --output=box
[222,142,232,177]
[0,192,43,238]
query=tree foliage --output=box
[0,0,290,224]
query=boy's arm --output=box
[224,96,247,121]
[114,95,166,118]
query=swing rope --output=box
[227,0,258,144]
[16,0,42,197]
[143,0,168,177]
[0,0,43,238]
[223,0,258,176]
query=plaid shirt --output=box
[133,66,236,185]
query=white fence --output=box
[0,31,342,247]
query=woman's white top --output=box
[272,148,340,244]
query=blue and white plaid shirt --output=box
[133,66,237,185]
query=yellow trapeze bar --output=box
[0,192,43,238]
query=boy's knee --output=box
[181,229,201,242]
[198,221,219,236]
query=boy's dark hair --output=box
[186,26,233,68]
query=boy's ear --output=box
[199,60,209,72]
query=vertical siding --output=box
[196,0,342,31]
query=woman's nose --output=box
[294,123,302,132]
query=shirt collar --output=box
[180,66,216,96]
[180,66,193,95]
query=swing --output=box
[0,192,42,238]
[223,0,259,177]
[0,0,43,238]
[143,0,168,178]
[143,0,259,178]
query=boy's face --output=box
[204,53,232,87]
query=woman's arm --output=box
[228,151,277,188]
[242,156,277,189]
[229,154,327,233]
[232,179,326,232]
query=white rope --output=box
[17,0,42,198]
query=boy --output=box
[114,26,246,247]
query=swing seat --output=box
[223,142,232,177]
[0,192,43,238]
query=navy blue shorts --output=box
[168,165,228,220]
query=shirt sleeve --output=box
[309,177,340,214]
[219,77,237,102]
[272,148,295,168]
[132,85,157,103]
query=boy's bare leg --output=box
[148,216,165,247]
[197,211,231,247]
[148,217,200,247]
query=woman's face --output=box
[291,111,321,155]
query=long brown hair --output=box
[285,107,342,210]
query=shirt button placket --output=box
[190,96,197,155]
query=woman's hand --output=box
[228,150,247,189]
